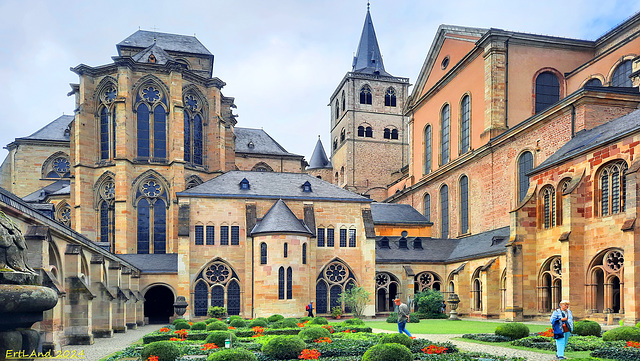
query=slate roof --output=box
[117,30,212,56]
[17,115,73,142]
[117,254,178,273]
[352,8,391,76]
[235,127,302,157]
[131,43,175,64]
[307,137,332,170]
[532,106,640,173]
[251,199,313,236]
[23,180,70,203]
[178,171,371,203]
[375,226,509,263]
[370,203,431,225]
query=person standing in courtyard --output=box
[306,301,314,317]
[394,298,412,338]
[550,300,573,360]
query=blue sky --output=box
[0,0,638,159]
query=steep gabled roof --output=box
[351,7,391,76]
[307,137,332,170]
[16,115,73,143]
[131,43,176,65]
[118,254,178,273]
[22,180,70,203]
[235,127,302,157]
[117,30,212,56]
[251,199,313,236]
[370,203,431,225]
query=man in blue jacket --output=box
[550,300,573,359]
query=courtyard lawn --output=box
[365,319,550,334]
[455,338,618,361]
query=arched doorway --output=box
[144,285,174,324]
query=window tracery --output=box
[56,202,71,227]
[540,186,556,229]
[98,83,117,161]
[183,90,205,167]
[95,174,116,252]
[135,175,168,254]
[359,85,372,104]
[385,87,396,107]
[193,260,241,316]
[376,272,399,312]
[538,256,562,312]
[42,153,71,179]
[587,249,624,313]
[136,82,167,161]
[315,260,357,314]
[599,161,627,216]
[414,271,442,292]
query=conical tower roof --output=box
[251,199,313,236]
[352,5,391,76]
[307,137,332,170]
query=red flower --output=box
[228,326,236,330]
[321,325,334,334]
[201,343,219,351]
[158,328,170,333]
[252,326,264,334]
[299,349,321,360]
[342,329,355,333]
[169,337,183,341]
[537,328,554,338]
[422,345,448,354]
[147,356,159,361]
[174,329,188,339]
[626,340,640,348]
[314,337,332,343]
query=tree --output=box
[414,289,445,318]
[337,286,371,318]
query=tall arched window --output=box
[365,126,373,138]
[611,60,632,87]
[184,92,205,166]
[385,87,396,107]
[460,95,470,154]
[441,104,450,165]
[472,268,482,311]
[42,152,71,179]
[587,249,624,313]
[460,175,469,234]
[440,185,449,238]
[302,243,307,264]
[391,129,398,140]
[538,256,562,312]
[341,91,345,111]
[541,186,556,229]
[286,267,293,300]
[599,160,628,216]
[315,260,358,314]
[260,243,267,264]
[136,84,167,160]
[518,151,534,202]
[335,100,339,119]
[357,126,365,137]
[284,243,288,258]
[194,281,208,316]
[278,267,285,300]
[98,84,117,161]
[340,128,346,142]
[97,177,116,252]
[360,85,372,104]
[424,125,432,174]
[423,193,431,222]
[193,261,242,316]
[136,176,168,254]
[535,71,560,114]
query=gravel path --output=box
[61,325,161,361]
[372,328,558,361]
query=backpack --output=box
[306,305,310,311]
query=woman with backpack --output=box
[550,300,573,360]
[306,301,314,317]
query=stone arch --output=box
[532,67,565,114]
[375,272,400,312]
[182,84,210,114]
[132,74,170,104]
[93,171,116,208]
[586,248,624,313]
[471,267,483,311]
[185,174,204,190]
[192,258,242,316]
[93,76,118,102]
[606,55,637,86]
[55,201,72,227]
[251,162,273,172]
[143,283,176,324]
[538,256,562,312]
[132,169,171,206]
[414,271,442,293]
[315,258,359,314]
[41,151,71,179]
[48,241,63,284]
[580,74,606,88]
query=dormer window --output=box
[413,238,423,249]
[302,181,312,193]
[379,237,390,248]
[248,141,255,149]
[239,178,250,190]
[148,54,156,63]
[399,237,408,249]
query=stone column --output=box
[90,255,113,338]
[64,245,94,345]
[122,267,137,330]
[108,261,127,333]
[131,271,145,326]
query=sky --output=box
[0,0,638,160]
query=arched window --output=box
[333,138,338,151]
[360,85,372,104]
[518,151,534,202]
[365,126,373,138]
[278,267,285,300]
[541,186,556,229]
[414,271,442,293]
[423,193,431,222]
[136,176,168,254]
[97,83,117,161]
[391,129,398,140]
[335,100,339,119]
[440,185,449,238]
[599,160,628,216]
[56,202,71,227]
[538,257,562,312]
[535,72,560,114]
[252,162,273,172]
[340,128,346,142]
[385,87,396,107]
[287,267,293,300]
[357,126,365,137]
[184,91,205,166]
[260,243,267,264]
[585,78,602,87]
[460,95,470,153]
[42,152,71,179]
[341,91,345,111]
[193,261,242,315]
[441,104,450,165]
[375,272,400,312]
[96,175,116,252]
[136,84,167,160]
[471,268,482,311]
[383,128,391,139]
[315,260,358,314]
[460,175,469,234]
[611,60,632,87]
[194,281,208,316]
[587,249,624,313]
[185,175,203,190]
[284,243,288,258]
[302,243,307,264]
[424,125,432,174]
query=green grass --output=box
[365,319,550,334]
[453,337,616,360]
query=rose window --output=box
[141,180,162,198]
[103,86,116,103]
[101,181,115,200]
[376,273,390,287]
[324,262,347,284]
[185,94,198,111]
[605,250,624,272]
[551,258,562,276]
[419,272,433,286]
[205,263,231,284]
[142,86,161,102]
[59,206,71,226]
[52,157,70,174]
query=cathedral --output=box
[2,5,640,352]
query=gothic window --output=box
[441,104,450,164]
[357,126,365,137]
[278,267,285,300]
[252,162,274,172]
[471,268,482,311]
[136,83,167,160]
[231,226,239,245]
[376,272,400,312]
[185,175,203,190]
[335,100,339,119]
[327,228,335,247]
[316,260,358,314]
[348,229,356,247]
[287,267,293,299]
[365,126,373,138]
[341,91,345,111]
[538,256,562,312]
[339,228,347,247]
[599,161,627,216]
[414,271,442,293]
[260,243,267,264]
[440,184,449,238]
[302,243,307,264]
[423,193,431,222]
[535,71,560,114]
[42,153,71,179]
[518,151,534,202]
[385,87,396,107]
[317,228,325,247]
[220,226,229,245]
[424,125,432,174]
[183,91,205,167]
[333,138,338,151]
[195,225,204,245]
[135,176,168,254]
[96,175,116,252]
[360,85,372,104]
[557,177,572,226]
[284,243,288,258]
[194,281,208,316]
[541,186,556,229]
[98,83,117,161]
[611,60,632,87]
[340,128,346,142]
[56,202,71,227]
[585,78,602,87]
[193,261,242,315]
[460,175,469,234]
[460,95,470,153]
[500,269,507,312]
[206,225,215,245]
[587,249,624,313]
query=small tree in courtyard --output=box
[414,289,445,318]
[337,286,371,318]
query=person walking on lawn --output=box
[394,298,413,338]
[550,300,573,360]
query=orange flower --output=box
[627,341,640,348]
[537,328,554,337]
[321,325,334,334]
[422,345,448,354]
[228,326,236,330]
[299,348,321,360]
[147,356,159,361]
[188,322,193,326]
[174,329,188,339]
[252,326,264,334]
[342,329,355,333]
[314,337,331,343]
[169,337,183,341]
[252,333,264,337]
[158,328,170,333]
[201,343,219,350]
[297,323,306,328]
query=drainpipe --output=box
[251,235,255,318]
[571,104,576,138]
[505,38,510,128]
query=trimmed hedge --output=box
[408,312,421,323]
[298,327,331,342]
[343,318,365,326]
[495,322,529,340]
[174,322,191,330]
[204,331,237,348]
[227,315,243,323]
[207,348,257,361]
[602,326,640,341]
[207,321,228,331]
[140,341,180,361]
[261,335,306,360]
[591,345,640,361]
[573,320,601,337]
[386,313,397,323]
[379,333,412,348]
[362,343,412,361]
[191,322,207,331]
[205,318,219,324]
[142,332,209,344]
[270,318,299,329]
[229,318,247,328]
[462,333,512,342]
[307,317,328,325]
[267,314,284,323]
[248,318,268,328]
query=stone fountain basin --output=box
[0,284,57,331]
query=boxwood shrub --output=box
[386,313,397,323]
[362,343,412,361]
[140,341,180,361]
[248,318,268,328]
[307,317,328,325]
[271,318,299,329]
[191,322,207,331]
[207,321,228,331]
[602,326,640,341]
[172,318,187,325]
[299,316,312,323]
[409,338,457,354]
[207,348,257,361]
[591,345,640,361]
[267,314,284,323]
[408,313,421,323]
[174,322,191,330]
[573,320,601,336]
[311,337,377,357]
[332,326,372,333]
[298,326,331,342]
[495,322,529,340]
[205,331,237,348]
[261,335,305,360]
[379,333,412,348]
[205,318,219,324]
[343,318,365,326]
[227,315,243,323]
[229,318,247,328]
[462,333,512,342]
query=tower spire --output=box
[352,3,390,76]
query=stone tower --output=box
[329,5,409,201]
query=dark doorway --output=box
[145,285,174,324]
